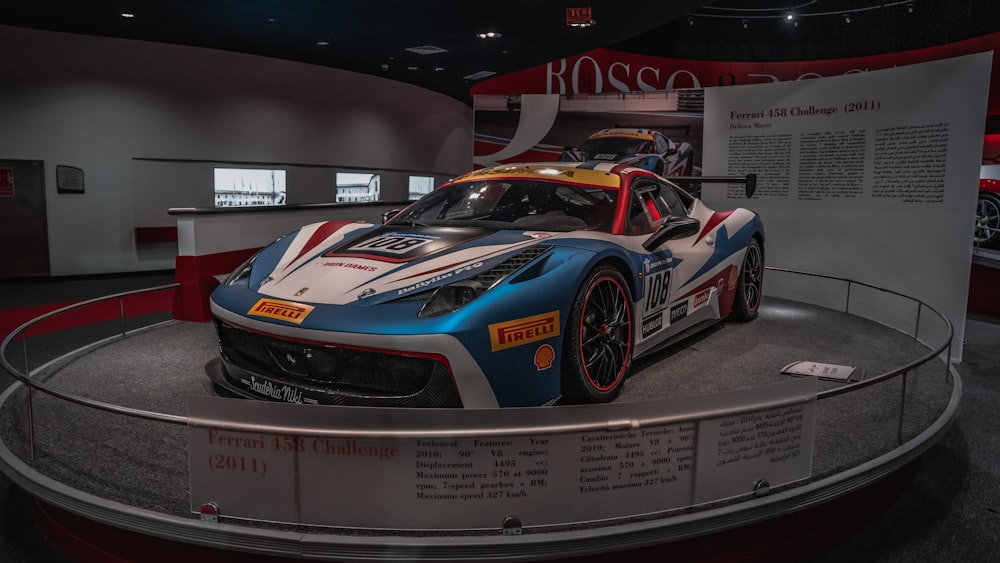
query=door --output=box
[0,159,50,277]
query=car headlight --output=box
[418,281,489,318]
[415,245,554,318]
[222,252,260,287]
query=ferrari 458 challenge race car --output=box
[209,162,763,408]
[559,128,696,177]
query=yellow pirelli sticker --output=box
[489,311,560,352]
[247,298,315,324]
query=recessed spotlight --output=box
[742,19,748,29]
[786,13,794,21]
[843,14,851,24]
[121,12,135,18]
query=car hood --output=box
[253,222,555,306]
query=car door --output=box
[626,177,715,352]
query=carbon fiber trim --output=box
[215,320,462,407]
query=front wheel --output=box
[562,266,633,403]
[730,238,763,322]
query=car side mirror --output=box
[381,209,401,223]
[642,216,701,251]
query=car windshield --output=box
[579,136,653,157]
[391,179,618,233]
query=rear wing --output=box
[663,173,757,199]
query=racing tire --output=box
[975,192,1000,247]
[563,266,633,403]
[729,238,763,322]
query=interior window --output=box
[655,134,669,155]
[627,179,689,235]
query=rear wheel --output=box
[563,266,633,403]
[730,238,763,322]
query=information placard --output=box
[188,378,816,529]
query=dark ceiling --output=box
[3,1,1000,104]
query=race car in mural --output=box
[976,178,1000,248]
[559,128,697,177]
[209,162,762,408]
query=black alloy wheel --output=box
[563,266,633,403]
[730,238,763,322]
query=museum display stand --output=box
[0,268,959,562]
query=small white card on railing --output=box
[781,361,857,381]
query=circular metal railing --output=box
[0,269,953,446]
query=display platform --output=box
[0,294,959,562]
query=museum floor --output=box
[0,272,997,562]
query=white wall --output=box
[0,26,473,275]
[703,53,993,361]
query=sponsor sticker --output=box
[728,265,740,291]
[641,313,663,338]
[670,301,689,323]
[239,376,315,404]
[534,344,555,371]
[320,260,378,272]
[489,311,560,352]
[643,255,672,274]
[396,261,484,296]
[693,288,712,309]
[247,298,315,324]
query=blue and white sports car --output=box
[209,163,763,408]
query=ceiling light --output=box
[316,41,329,46]
[463,70,497,81]
[742,19,748,29]
[120,12,135,18]
[687,16,694,26]
[476,32,501,39]
[843,14,851,24]
[406,45,448,55]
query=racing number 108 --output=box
[644,271,670,313]
[352,236,429,254]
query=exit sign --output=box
[566,7,593,26]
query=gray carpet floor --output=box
[0,273,996,562]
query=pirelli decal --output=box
[489,311,560,352]
[248,298,315,324]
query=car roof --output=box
[587,128,658,141]
[451,163,626,189]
